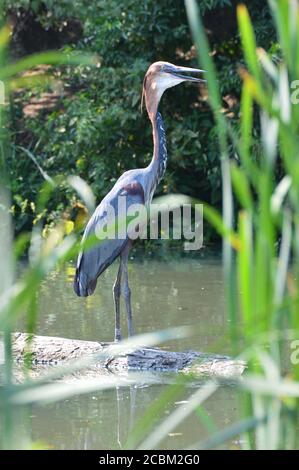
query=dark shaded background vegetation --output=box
[4,0,275,242]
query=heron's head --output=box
[142,61,205,119]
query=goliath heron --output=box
[74,61,205,341]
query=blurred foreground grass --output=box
[1,0,299,450]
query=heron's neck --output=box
[148,111,167,189]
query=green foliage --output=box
[185,0,299,449]
[5,0,275,243]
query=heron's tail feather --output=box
[74,268,97,297]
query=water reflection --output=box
[18,257,239,449]
[116,386,137,448]
[29,381,239,450]
[34,257,228,353]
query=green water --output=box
[19,257,241,449]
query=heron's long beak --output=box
[164,64,206,82]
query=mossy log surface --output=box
[11,332,246,379]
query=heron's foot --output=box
[135,346,146,356]
[127,328,146,354]
[138,348,146,355]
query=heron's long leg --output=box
[121,242,134,336]
[113,259,122,342]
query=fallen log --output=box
[11,332,246,379]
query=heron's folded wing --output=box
[75,180,145,286]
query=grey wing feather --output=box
[74,178,144,297]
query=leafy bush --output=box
[6,0,275,243]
